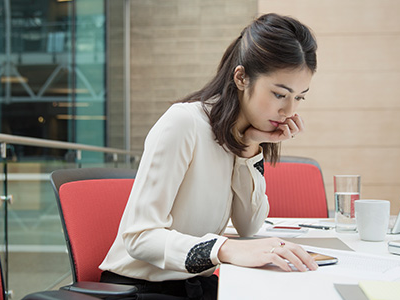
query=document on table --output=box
[224,219,308,238]
[301,245,400,281]
[285,237,353,251]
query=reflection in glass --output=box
[0,0,106,163]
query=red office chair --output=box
[46,167,187,300]
[264,156,328,218]
[52,170,135,283]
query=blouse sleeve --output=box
[230,150,270,237]
[119,104,227,274]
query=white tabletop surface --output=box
[218,218,400,300]
[270,218,400,256]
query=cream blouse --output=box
[99,101,269,281]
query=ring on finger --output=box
[280,242,285,247]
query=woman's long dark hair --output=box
[179,13,317,164]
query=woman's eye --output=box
[273,92,285,99]
[295,96,306,101]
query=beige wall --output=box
[129,0,257,154]
[258,0,400,214]
[127,0,400,214]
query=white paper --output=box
[301,245,400,281]
[219,247,400,300]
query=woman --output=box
[99,13,319,299]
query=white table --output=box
[218,218,400,300]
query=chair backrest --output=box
[264,156,328,218]
[50,168,136,283]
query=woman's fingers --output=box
[267,253,292,272]
[271,245,318,272]
[291,113,305,132]
[266,240,318,272]
[277,123,292,139]
[272,247,307,272]
[291,245,319,271]
[285,119,299,135]
[274,113,305,140]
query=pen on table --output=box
[298,224,332,230]
[264,220,274,225]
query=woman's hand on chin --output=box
[241,113,305,157]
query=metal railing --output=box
[0,133,137,299]
[0,133,134,163]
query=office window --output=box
[0,0,108,163]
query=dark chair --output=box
[23,290,100,300]
[45,167,187,299]
[264,156,328,218]
[1,257,98,300]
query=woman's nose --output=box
[279,99,295,118]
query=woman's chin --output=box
[258,126,278,133]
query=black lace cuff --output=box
[185,239,217,274]
[253,158,264,176]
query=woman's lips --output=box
[270,120,283,127]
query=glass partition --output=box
[0,143,135,299]
[0,0,108,161]
[73,0,106,163]
[0,0,130,298]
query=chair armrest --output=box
[61,281,138,298]
[22,289,100,300]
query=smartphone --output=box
[308,251,338,266]
[388,240,400,255]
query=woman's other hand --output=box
[218,237,318,272]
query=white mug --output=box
[355,199,390,242]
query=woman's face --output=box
[236,68,313,134]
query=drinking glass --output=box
[334,175,361,232]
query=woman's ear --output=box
[233,65,247,91]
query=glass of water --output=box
[334,175,361,232]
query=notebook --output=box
[359,281,400,300]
